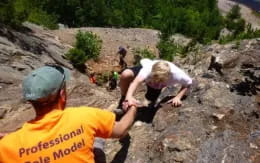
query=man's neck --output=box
[34,102,64,117]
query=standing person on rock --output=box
[118,46,127,71]
[0,64,138,163]
[89,72,97,84]
[116,58,192,113]
[108,71,119,91]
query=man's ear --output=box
[59,87,66,102]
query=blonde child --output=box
[118,58,192,112]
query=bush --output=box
[238,24,260,39]
[133,48,156,65]
[96,71,110,86]
[75,31,102,60]
[65,31,102,71]
[65,48,86,68]
[219,24,260,44]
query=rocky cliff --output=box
[0,23,259,162]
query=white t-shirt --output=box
[137,59,192,89]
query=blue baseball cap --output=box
[22,65,70,101]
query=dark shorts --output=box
[94,148,106,163]
[128,65,142,77]
[127,66,162,102]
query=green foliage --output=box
[0,0,58,28]
[28,8,58,29]
[65,48,86,68]
[219,24,260,44]
[75,31,102,59]
[133,48,156,65]
[226,5,241,20]
[225,5,245,35]
[0,0,29,26]
[235,41,240,49]
[3,0,220,43]
[157,39,175,61]
[3,0,259,45]
[65,31,102,69]
[96,71,110,86]
[157,38,186,61]
[157,0,223,43]
[107,9,124,26]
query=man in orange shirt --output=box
[0,64,137,163]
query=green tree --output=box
[28,8,58,29]
[226,5,241,20]
[225,5,246,36]
[0,0,231,44]
[157,38,184,61]
[0,0,29,26]
[133,47,156,65]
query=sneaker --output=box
[114,96,126,114]
[113,108,124,116]
[93,137,105,149]
[93,138,106,163]
[116,96,125,109]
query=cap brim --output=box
[62,67,70,81]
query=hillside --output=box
[0,22,259,163]
[50,27,160,73]
[218,0,260,29]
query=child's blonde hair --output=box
[148,61,171,83]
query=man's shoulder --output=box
[0,130,22,146]
[140,58,154,67]
[64,106,102,114]
[64,107,115,128]
[169,62,186,74]
[64,107,113,116]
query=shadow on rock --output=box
[111,134,131,163]
[135,95,186,123]
[230,65,259,96]
[135,106,159,123]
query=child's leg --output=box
[119,66,142,97]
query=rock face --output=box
[0,23,259,163]
[105,39,260,163]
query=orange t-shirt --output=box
[0,107,115,163]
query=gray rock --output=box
[0,108,7,119]
[197,130,250,163]
[219,28,233,39]
[169,33,192,47]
